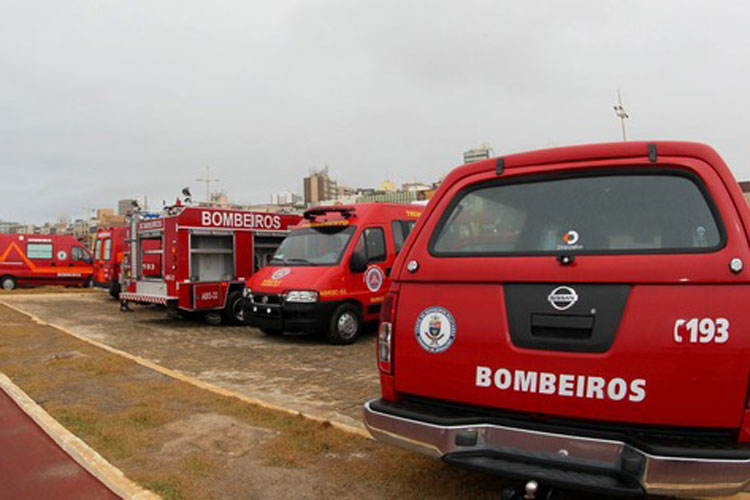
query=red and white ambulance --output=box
[0,234,93,290]
[119,206,301,324]
[364,142,750,497]
[244,203,421,343]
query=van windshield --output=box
[270,225,356,266]
[431,172,723,255]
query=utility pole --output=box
[613,88,629,141]
[196,167,220,203]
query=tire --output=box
[223,291,247,325]
[260,327,283,336]
[109,282,121,299]
[0,276,16,291]
[82,276,93,288]
[327,303,363,345]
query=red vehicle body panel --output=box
[0,234,92,289]
[383,141,750,429]
[120,206,301,313]
[92,227,125,289]
[246,203,422,332]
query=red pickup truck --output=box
[364,142,750,497]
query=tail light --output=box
[378,292,398,374]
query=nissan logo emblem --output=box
[547,286,578,311]
[261,296,269,304]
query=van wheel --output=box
[327,303,362,345]
[223,291,247,325]
[1,276,16,291]
[260,328,283,336]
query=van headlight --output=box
[283,290,318,303]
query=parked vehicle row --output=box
[7,140,750,497]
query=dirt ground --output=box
[0,300,525,499]
[1,291,376,429]
[0,292,745,500]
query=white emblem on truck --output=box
[364,265,384,292]
[271,268,291,280]
[547,286,578,311]
[415,307,456,353]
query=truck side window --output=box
[72,246,84,261]
[364,228,386,262]
[27,243,53,259]
[391,220,418,254]
[354,228,386,263]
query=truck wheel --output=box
[327,303,362,345]
[1,276,16,291]
[109,282,121,299]
[260,328,283,336]
[223,291,247,325]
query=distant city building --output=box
[0,220,20,233]
[303,167,338,205]
[739,181,750,206]
[271,191,302,205]
[117,196,148,215]
[357,191,420,204]
[402,181,431,193]
[378,180,398,192]
[463,145,494,164]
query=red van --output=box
[244,203,421,344]
[92,227,125,298]
[0,234,93,290]
[364,142,750,497]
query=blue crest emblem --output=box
[415,307,456,353]
[428,315,442,340]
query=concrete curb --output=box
[0,372,159,500]
[0,298,373,440]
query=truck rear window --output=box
[431,171,723,255]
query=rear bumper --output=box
[119,292,177,306]
[363,399,750,497]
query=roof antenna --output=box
[613,88,629,141]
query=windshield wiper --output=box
[285,257,314,264]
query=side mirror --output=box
[349,252,367,274]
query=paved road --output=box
[0,389,118,500]
[2,293,380,429]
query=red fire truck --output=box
[119,206,301,324]
[364,141,750,497]
[0,234,93,290]
[244,203,421,343]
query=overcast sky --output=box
[1,0,749,223]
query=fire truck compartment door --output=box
[194,283,223,309]
[136,280,167,297]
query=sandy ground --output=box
[1,292,377,429]
[2,292,747,500]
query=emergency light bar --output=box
[303,207,355,220]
